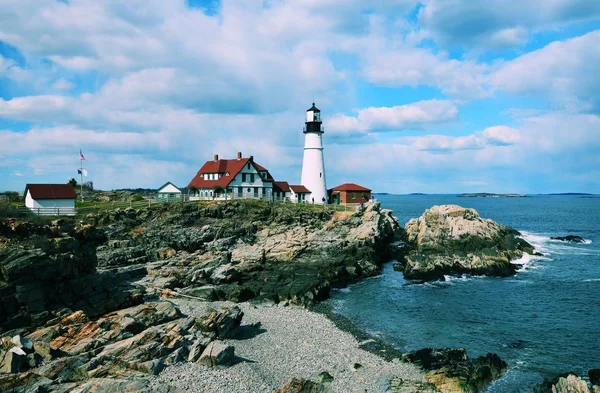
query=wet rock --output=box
[589,369,600,386]
[551,235,586,243]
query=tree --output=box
[83,181,94,191]
[3,191,20,203]
[68,178,78,187]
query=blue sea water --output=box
[329,194,600,392]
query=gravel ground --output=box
[148,298,424,393]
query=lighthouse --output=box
[300,103,328,204]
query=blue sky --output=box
[1,0,599,193]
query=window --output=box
[242,173,246,182]
[320,172,322,178]
[352,192,356,199]
[247,188,251,192]
[247,163,250,169]
[250,174,255,183]
[238,187,242,194]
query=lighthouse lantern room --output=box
[300,103,328,204]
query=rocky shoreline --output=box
[3,199,585,392]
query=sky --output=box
[1,0,599,194]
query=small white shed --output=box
[157,182,182,199]
[24,184,77,215]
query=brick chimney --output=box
[214,154,219,162]
[237,152,242,160]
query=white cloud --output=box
[361,46,489,98]
[52,78,75,90]
[328,100,458,135]
[491,31,600,113]
[418,0,600,49]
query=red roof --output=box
[290,185,310,193]
[25,184,77,200]
[273,181,290,193]
[330,183,371,192]
[187,156,273,189]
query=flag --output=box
[80,149,85,160]
[83,169,88,177]
[77,169,82,175]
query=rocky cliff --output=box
[394,205,535,281]
[91,200,401,306]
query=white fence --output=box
[17,206,76,216]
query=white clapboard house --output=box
[24,184,77,215]
[156,182,183,200]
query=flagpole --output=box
[80,150,84,202]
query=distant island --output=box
[458,193,527,198]
[546,192,595,196]
[408,192,428,195]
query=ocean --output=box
[328,194,600,392]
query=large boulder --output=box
[396,205,535,280]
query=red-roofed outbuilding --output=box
[329,183,371,204]
[24,184,77,215]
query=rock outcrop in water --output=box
[394,205,535,281]
[533,372,599,393]
[550,235,586,243]
[402,348,507,393]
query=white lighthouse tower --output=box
[301,103,328,204]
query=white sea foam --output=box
[520,231,597,257]
[582,278,600,282]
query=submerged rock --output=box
[551,235,586,243]
[396,205,535,281]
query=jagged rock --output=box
[198,341,234,367]
[402,348,507,393]
[195,305,243,339]
[551,235,586,243]
[399,205,535,280]
[275,377,333,393]
[11,335,33,353]
[534,373,592,393]
[589,369,600,386]
[0,348,27,373]
[552,375,590,393]
[0,372,53,393]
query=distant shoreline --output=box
[458,193,527,198]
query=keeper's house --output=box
[329,183,371,204]
[187,152,275,200]
[24,184,77,215]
